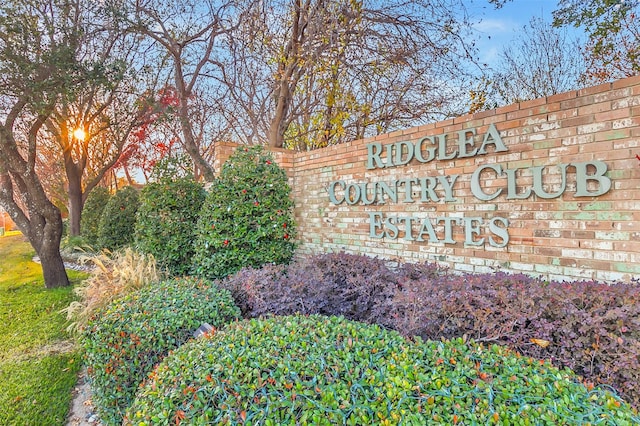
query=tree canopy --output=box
[489,0,639,84]
[1,0,633,288]
[483,16,587,107]
[553,0,639,81]
[0,0,106,287]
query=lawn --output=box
[0,235,86,425]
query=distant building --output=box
[1,207,15,232]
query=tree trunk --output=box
[63,145,84,236]
[36,215,70,288]
[0,171,70,288]
[67,172,83,237]
[268,64,295,149]
[268,96,288,148]
[175,63,216,182]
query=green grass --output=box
[0,235,86,425]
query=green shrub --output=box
[125,315,639,425]
[221,252,640,407]
[97,186,139,251]
[82,276,240,425]
[135,176,205,276]
[60,234,89,259]
[390,272,640,407]
[81,186,111,247]
[192,145,296,279]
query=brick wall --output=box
[216,75,640,283]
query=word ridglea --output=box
[366,123,507,169]
[327,124,612,248]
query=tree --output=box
[81,186,111,247]
[488,16,587,105]
[97,186,140,250]
[489,0,639,83]
[0,0,143,287]
[0,0,93,287]
[42,38,150,237]
[468,77,497,114]
[101,0,478,155]
[221,0,478,150]
[553,0,639,82]
[124,0,242,181]
[135,156,205,276]
[192,146,296,279]
[114,85,227,183]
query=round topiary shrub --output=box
[81,186,111,247]
[192,145,296,279]
[82,277,241,426]
[125,315,639,425]
[97,186,140,251]
[135,175,205,276]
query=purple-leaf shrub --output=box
[219,252,640,406]
[391,273,640,407]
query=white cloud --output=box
[474,18,516,34]
[480,47,501,64]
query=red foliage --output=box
[112,85,183,176]
[158,86,180,108]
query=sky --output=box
[467,0,577,65]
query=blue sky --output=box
[468,0,575,64]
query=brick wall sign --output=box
[215,75,640,283]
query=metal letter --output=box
[574,161,611,196]
[328,180,346,205]
[394,141,414,166]
[471,164,503,201]
[358,182,377,205]
[416,217,439,242]
[436,134,456,160]
[397,178,418,203]
[437,175,459,202]
[366,143,384,170]
[415,136,436,163]
[344,183,361,205]
[397,216,415,241]
[505,168,532,200]
[478,123,508,154]
[488,217,510,248]
[437,216,461,244]
[418,177,439,202]
[385,144,394,168]
[377,180,398,204]
[457,128,478,158]
[385,215,399,239]
[531,164,567,199]
[462,217,485,246]
[369,212,384,238]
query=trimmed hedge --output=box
[97,186,139,251]
[192,145,296,279]
[125,315,639,425]
[218,253,640,407]
[135,177,205,275]
[391,271,640,408]
[218,253,400,322]
[81,186,111,247]
[82,277,240,425]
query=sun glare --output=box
[73,128,87,141]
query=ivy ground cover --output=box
[125,315,639,426]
